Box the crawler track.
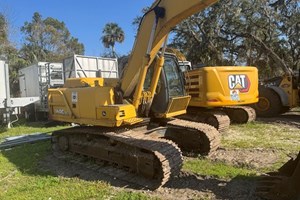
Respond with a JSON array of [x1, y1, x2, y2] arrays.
[[178, 109, 230, 133], [222, 106, 256, 124], [51, 118, 221, 188], [52, 126, 183, 189], [166, 119, 220, 156], [53, 152, 172, 189]]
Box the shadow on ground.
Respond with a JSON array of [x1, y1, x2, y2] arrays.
[[257, 111, 300, 129], [163, 173, 262, 200], [1, 140, 263, 200]]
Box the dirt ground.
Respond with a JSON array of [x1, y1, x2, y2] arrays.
[[41, 153, 260, 200], [209, 148, 279, 169], [257, 111, 300, 129], [40, 111, 300, 200]]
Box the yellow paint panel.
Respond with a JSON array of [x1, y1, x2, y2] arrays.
[[64, 78, 105, 88], [49, 84, 139, 127], [186, 66, 259, 107], [155, 96, 190, 118]]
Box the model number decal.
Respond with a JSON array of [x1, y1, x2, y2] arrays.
[[55, 109, 68, 115], [72, 92, 78, 103], [228, 75, 250, 93]]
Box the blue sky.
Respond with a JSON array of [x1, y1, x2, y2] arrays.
[[0, 0, 153, 56]]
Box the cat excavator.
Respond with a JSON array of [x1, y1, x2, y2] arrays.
[[47, 0, 220, 189], [166, 48, 258, 132], [183, 63, 258, 132]]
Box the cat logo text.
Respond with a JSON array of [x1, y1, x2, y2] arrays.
[[228, 75, 250, 93]]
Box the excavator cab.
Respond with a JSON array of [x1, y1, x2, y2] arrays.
[[144, 53, 190, 118]]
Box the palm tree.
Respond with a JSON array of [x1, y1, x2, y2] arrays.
[[101, 23, 125, 58]]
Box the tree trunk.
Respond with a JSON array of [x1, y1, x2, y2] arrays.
[[248, 33, 291, 75], [111, 45, 117, 58]]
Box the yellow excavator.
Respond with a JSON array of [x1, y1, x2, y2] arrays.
[[46, 0, 299, 196], [47, 0, 220, 188], [184, 66, 258, 132], [167, 48, 258, 132]]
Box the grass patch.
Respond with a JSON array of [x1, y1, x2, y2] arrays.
[[0, 122, 68, 141], [0, 142, 109, 200], [183, 158, 257, 179], [222, 121, 300, 152], [0, 140, 156, 200], [0, 119, 298, 199], [1, 176, 110, 200]]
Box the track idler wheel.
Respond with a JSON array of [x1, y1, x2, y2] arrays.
[[229, 109, 248, 123]]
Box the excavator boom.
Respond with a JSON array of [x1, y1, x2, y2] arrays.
[[121, 0, 218, 97]]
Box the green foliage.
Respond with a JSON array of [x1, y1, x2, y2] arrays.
[[132, 6, 150, 33], [171, 0, 299, 78], [101, 23, 125, 58], [222, 121, 300, 152], [183, 158, 256, 179], [0, 13, 15, 58], [20, 12, 84, 63], [0, 13, 24, 96], [0, 12, 85, 96], [0, 14, 8, 45]]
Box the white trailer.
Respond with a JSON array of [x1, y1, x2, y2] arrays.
[[63, 54, 118, 79], [0, 60, 7, 100], [17, 55, 118, 119], [19, 62, 64, 113], [0, 60, 39, 127]]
